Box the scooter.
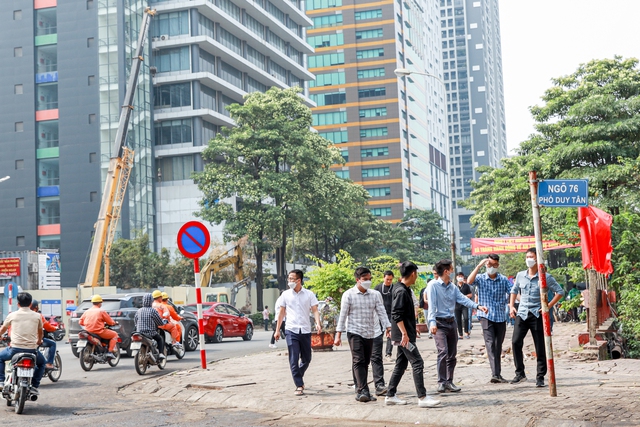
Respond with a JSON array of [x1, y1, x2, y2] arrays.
[[162, 328, 185, 359], [40, 332, 62, 382], [76, 325, 122, 371], [130, 332, 167, 375], [2, 352, 38, 414]]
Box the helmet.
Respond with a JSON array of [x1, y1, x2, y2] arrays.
[[152, 290, 163, 299], [91, 295, 103, 303], [161, 292, 169, 300]]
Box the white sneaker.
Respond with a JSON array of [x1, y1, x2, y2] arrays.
[[385, 395, 407, 406], [418, 396, 441, 408], [268, 344, 277, 348]]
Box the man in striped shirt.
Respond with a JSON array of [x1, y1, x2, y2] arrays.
[[467, 254, 513, 383], [334, 267, 391, 403]]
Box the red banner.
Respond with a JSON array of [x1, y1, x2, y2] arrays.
[[0, 258, 21, 277], [471, 237, 578, 256]]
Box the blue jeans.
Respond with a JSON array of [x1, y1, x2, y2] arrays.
[[0, 347, 46, 388], [285, 331, 312, 388], [41, 338, 56, 364]]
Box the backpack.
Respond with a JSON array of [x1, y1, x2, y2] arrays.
[[418, 287, 427, 309]]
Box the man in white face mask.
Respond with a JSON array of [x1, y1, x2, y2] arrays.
[[509, 248, 565, 388], [335, 267, 391, 403], [467, 253, 513, 383]]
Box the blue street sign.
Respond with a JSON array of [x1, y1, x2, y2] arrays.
[[538, 179, 589, 207], [3, 282, 18, 298], [177, 221, 210, 259]]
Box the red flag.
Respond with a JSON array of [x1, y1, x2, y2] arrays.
[[578, 206, 613, 274]]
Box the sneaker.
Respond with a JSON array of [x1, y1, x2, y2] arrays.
[[490, 376, 508, 384], [368, 394, 378, 402], [268, 344, 277, 349], [428, 333, 433, 339], [173, 342, 183, 349], [437, 383, 446, 393], [385, 395, 407, 406], [418, 395, 441, 408], [384, 355, 393, 362], [375, 386, 388, 396], [536, 378, 545, 388], [356, 393, 371, 403], [465, 334, 471, 339], [445, 382, 461, 392], [105, 352, 116, 359], [510, 375, 527, 384], [29, 386, 39, 396], [158, 353, 166, 360]]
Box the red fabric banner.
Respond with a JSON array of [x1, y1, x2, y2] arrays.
[[578, 205, 613, 274], [0, 258, 21, 277], [471, 237, 578, 256]]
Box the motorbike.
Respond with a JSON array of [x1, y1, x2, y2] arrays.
[[162, 328, 185, 360], [131, 332, 167, 375], [40, 332, 62, 382], [76, 325, 122, 371], [2, 351, 38, 414], [48, 316, 66, 342]]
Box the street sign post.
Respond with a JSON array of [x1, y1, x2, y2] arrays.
[[538, 179, 588, 207], [177, 221, 211, 369]]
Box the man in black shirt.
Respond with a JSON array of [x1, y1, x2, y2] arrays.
[[385, 262, 441, 408], [373, 270, 395, 361], [454, 272, 473, 339]]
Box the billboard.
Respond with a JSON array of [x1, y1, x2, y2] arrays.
[[0, 258, 20, 278], [38, 252, 61, 290]]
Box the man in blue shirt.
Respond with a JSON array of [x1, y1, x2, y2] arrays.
[[427, 259, 488, 393], [467, 253, 513, 383], [509, 248, 565, 388]]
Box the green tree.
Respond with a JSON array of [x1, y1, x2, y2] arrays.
[[107, 234, 171, 289], [400, 209, 451, 263]]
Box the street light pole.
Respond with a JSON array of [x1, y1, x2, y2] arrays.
[[394, 69, 457, 271]]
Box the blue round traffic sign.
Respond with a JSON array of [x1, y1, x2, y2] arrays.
[[177, 221, 211, 259]]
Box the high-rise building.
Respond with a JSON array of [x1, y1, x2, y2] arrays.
[[305, 0, 451, 230], [149, 0, 315, 253], [0, 0, 154, 288], [439, 0, 506, 256]]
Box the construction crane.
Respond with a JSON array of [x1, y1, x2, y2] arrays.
[[82, 8, 155, 287], [200, 245, 252, 312]]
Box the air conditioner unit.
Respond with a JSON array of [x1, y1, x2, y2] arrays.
[[28, 264, 38, 273], [160, 34, 169, 41]]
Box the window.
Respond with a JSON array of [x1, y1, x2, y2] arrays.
[[200, 85, 217, 111], [307, 33, 344, 48], [355, 28, 383, 40], [319, 130, 348, 144], [157, 155, 195, 181], [16, 236, 25, 247], [310, 92, 346, 106], [309, 71, 345, 87], [218, 0, 241, 21], [86, 0, 93, 9], [202, 120, 218, 143], [335, 170, 350, 179], [88, 75, 95, 85], [156, 47, 190, 73], [360, 127, 387, 138], [312, 111, 347, 126], [367, 187, 391, 197], [359, 107, 387, 118], [15, 122, 24, 132], [357, 68, 385, 79], [198, 13, 215, 38], [306, 0, 342, 10], [14, 47, 22, 57], [268, 30, 286, 54], [340, 149, 349, 162], [355, 9, 382, 20], [361, 167, 390, 178], [246, 76, 266, 93], [312, 14, 343, 28], [358, 87, 386, 98], [199, 50, 216, 74], [356, 48, 384, 59], [15, 160, 24, 169], [370, 207, 392, 217], [14, 84, 23, 94], [219, 61, 243, 89], [152, 10, 189, 37], [246, 45, 266, 70], [14, 10, 22, 20], [269, 60, 287, 83], [245, 14, 264, 39], [89, 114, 96, 124], [154, 83, 191, 108], [155, 119, 192, 146], [308, 53, 344, 68], [361, 147, 388, 157], [16, 198, 24, 208], [87, 38, 94, 48], [89, 152, 97, 163], [218, 27, 242, 55]]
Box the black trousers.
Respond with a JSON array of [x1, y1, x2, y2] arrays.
[[270, 321, 286, 345], [387, 344, 426, 399], [347, 333, 374, 395], [385, 336, 393, 356], [434, 318, 458, 384], [512, 312, 547, 380], [455, 305, 469, 336], [480, 318, 507, 377], [352, 333, 385, 391]]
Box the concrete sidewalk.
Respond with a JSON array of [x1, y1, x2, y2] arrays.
[[121, 322, 640, 427]]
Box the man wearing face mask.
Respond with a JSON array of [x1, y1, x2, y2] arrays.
[[509, 248, 565, 388], [274, 269, 321, 396], [335, 267, 391, 402], [374, 271, 395, 361], [467, 254, 513, 383], [453, 273, 472, 339], [427, 259, 488, 393]]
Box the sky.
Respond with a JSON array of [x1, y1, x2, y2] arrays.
[[498, 0, 640, 154]]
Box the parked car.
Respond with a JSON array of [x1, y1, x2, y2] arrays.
[[184, 303, 253, 343], [69, 293, 200, 358]]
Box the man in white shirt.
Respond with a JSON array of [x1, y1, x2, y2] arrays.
[[334, 267, 391, 403], [274, 269, 321, 396], [262, 306, 270, 331]]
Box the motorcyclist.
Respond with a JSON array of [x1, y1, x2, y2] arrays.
[[134, 293, 167, 360], [162, 292, 183, 340], [152, 290, 182, 349], [30, 300, 57, 370], [79, 295, 118, 359], [0, 292, 46, 395]]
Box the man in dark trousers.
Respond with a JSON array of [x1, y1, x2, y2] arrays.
[[427, 259, 488, 393], [385, 262, 440, 408], [510, 248, 564, 387], [454, 272, 473, 339], [373, 270, 395, 361], [467, 254, 513, 383]]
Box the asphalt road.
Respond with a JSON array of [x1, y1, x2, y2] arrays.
[[0, 329, 275, 425]]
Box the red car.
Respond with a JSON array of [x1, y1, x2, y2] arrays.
[[184, 303, 253, 343]]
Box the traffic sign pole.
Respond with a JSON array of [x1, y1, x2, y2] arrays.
[[177, 221, 211, 370], [529, 171, 557, 397], [8, 283, 12, 314]]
